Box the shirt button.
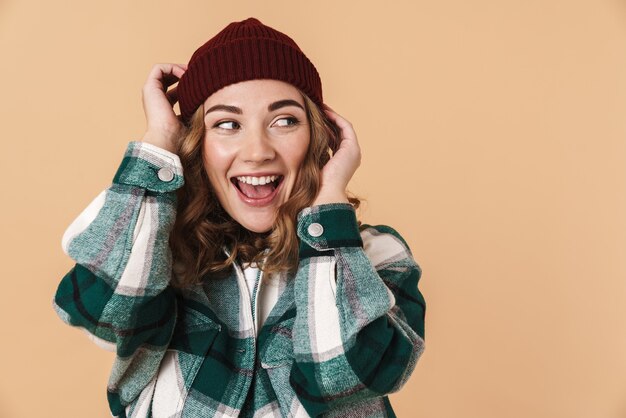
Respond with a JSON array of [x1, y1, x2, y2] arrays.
[[307, 223, 324, 237], [158, 167, 174, 182]]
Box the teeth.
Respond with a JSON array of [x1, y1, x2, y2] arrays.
[[236, 175, 279, 186]]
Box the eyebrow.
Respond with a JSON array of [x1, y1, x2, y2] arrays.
[[204, 99, 304, 116]]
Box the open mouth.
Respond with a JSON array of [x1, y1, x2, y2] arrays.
[[230, 175, 284, 200]]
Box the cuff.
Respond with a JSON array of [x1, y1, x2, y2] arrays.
[[112, 141, 184, 192], [297, 203, 363, 258]]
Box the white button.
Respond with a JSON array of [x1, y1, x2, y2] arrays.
[[307, 223, 324, 237], [158, 167, 174, 182]]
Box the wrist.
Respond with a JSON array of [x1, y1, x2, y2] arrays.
[[141, 131, 177, 154], [311, 191, 349, 206]]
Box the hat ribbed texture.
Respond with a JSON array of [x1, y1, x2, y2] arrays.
[[178, 17, 323, 123]]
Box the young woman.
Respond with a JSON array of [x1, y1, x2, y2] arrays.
[[53, 17, 426, 417]]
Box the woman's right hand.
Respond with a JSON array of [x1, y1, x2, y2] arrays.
[[141, 63, 187, 153]]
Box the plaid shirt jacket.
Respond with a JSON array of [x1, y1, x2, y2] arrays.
[[53, 142, 426, 417]]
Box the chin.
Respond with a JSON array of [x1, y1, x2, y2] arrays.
[[241, 223, 273, 234], [234, 215, 275, 233]]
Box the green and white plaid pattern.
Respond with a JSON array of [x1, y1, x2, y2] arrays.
[[53, 141, 426, 417]]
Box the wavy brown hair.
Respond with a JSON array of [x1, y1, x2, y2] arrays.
[[169, 91, 362, 288]]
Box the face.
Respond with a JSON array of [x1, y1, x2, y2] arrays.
[[202, 79, 310, 233]]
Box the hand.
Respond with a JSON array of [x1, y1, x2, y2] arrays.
[[140, 63, 187, 153], [311, 106, 362, 206]]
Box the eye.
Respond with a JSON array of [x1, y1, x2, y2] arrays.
[[214, 120, 240, 130], [274, 117, 300, 128]]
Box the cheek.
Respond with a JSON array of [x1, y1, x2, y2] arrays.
[[287, 134, 311, 168], [202, 141, 233, 177], [202, 143, 235, 196]]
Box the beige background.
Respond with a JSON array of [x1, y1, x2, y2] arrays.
[[1, 0, 625, 416]]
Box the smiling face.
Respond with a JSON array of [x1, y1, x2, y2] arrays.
[[202, 79, 311, 233]]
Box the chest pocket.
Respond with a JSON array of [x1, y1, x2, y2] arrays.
[[152, 302, 222, 416], [170, 303, 222, 356]]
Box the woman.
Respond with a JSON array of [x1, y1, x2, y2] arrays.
[[53, 17, 426, 417]]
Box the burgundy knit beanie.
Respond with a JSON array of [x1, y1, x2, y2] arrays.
[[177, 17, 324, 123]]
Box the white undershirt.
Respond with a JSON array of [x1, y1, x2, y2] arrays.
[[242, 262, 260, 301], [241, 262, 278, 332]]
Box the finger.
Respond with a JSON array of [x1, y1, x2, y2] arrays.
[[324, 109, 357, 142], [323, 107, 347, 125], [323, 107, 348, 128], [159, 66, 186, 89], [167, 64, 187, 79], [151, 62, 187, 76], [148, 63, 186, 91]]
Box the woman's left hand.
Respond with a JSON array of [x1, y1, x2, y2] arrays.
[[312, 106, 362, 206]]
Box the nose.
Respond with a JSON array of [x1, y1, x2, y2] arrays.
[[240, 129, 276, 164]]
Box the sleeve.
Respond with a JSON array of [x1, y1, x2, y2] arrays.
[[52, 141, 184, 416], [290, 203, 426, 415]]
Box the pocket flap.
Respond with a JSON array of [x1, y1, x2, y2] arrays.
[[170, 304, 221, 355], [260, 318, 295, 368]]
